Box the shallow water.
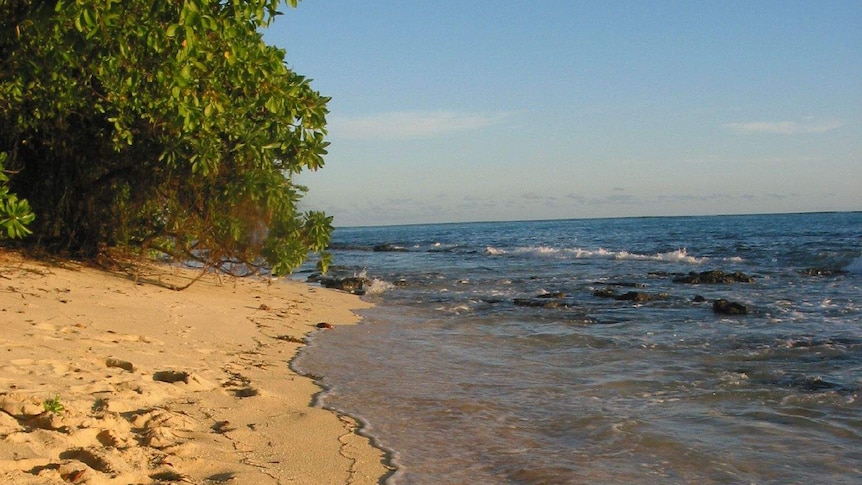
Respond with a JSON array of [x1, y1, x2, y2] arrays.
[[294, 213, 862, 484]]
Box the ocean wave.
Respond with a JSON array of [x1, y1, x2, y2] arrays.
[[486, 246, 710, 264], [515, 246, 561, 256], [364, 278, 394, 296], [428, 242, 462, 252], [614, 248, 706, 264], [566, 247, 616, 258]]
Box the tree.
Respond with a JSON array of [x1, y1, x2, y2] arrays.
[[0, 0, 333, 276], [0, 152, 35, 239]]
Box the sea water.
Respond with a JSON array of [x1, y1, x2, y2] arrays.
[[292, 212, 862, 484]]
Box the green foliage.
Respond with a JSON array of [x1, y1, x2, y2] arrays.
[[0, 0, 332, 275], [0, 152, 35, 239], [43, 395, 65, 415]]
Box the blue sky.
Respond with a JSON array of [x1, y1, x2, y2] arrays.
[[265, 0, 861, 227]]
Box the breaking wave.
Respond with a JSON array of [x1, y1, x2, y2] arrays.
[[365, 278, 394, 296], [485, 246, 711, 264]]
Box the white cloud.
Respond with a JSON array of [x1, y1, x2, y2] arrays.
[[567, 193, 641, 206], [522, 192, 558, 202], [724, 119, 842, 135], [329, 110, 511, 140]]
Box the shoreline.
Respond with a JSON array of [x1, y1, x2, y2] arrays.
[[0, 250, 391, 484], [289, 346, 400, 485]]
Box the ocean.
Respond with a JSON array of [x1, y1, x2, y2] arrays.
[[292, 212, 862, 484]]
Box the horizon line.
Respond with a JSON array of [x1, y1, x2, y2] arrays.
[[332, 209, 861, 230]]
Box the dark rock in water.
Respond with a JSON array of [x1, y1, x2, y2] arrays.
[[321, 276, 368, 294], [592, 287, 617, 299], [800, 268, 847, 277], [693, 295, 707, 303], [786, 336, 862, 349], [316, 322, 333, 329], [594, 281, 647, 288], [593, 288, 665, 303], [306, 273, 322, 283], [373, 243, 407, 252], [789, 376, 838, 392], [673, 270, 754, 284], [616, 291, 658, 303], [713, 299, 748, 315], [514, 291, 571, 308], [648, 271, 672, 278]]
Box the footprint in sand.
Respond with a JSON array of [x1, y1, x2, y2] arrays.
[[58, 447, 120, 474], [96, 429, 132, 449], [95, 332, 162, 345], [152, 370, 216, 391], [152, 370, 190, 384], [219, 369, 260, 399], [5, 358, 73, 379], [0, 392, 44, 419], [130, 408, 197, 449], [232, 387, 259, 398], [0, 409, 23, 435]]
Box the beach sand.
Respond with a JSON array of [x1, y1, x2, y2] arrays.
[[0, 250, 389, 484]]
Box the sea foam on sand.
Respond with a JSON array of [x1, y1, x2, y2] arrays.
[[0, 250, 389, 484]]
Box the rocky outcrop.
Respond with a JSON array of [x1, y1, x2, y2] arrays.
[[673, 270, 754, 284], [320, 276, 368, 294], [592, 287, 617, 299], [712, 299, 748, 315], [800, 268, 846, 277], [592, 288, 667, 303], [373, 243, 408, 252], [617, 291, 667, 303], [592, 281, 646, 288], [514, 292, 572, 308]]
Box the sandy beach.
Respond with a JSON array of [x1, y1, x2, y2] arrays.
[[0, 250, 389, 484]]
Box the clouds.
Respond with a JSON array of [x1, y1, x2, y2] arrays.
[[567, 193, 639, 206], [724, 119, 843, 135], [315, 188, 815, 227], [328, 110, 512, 140]]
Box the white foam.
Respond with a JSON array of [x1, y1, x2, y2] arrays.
[[365, 278, 394, 296], [564, 247, 615, 258], [655, 248, 707, 264], [517, 246, 560, 256], [612, 248, 706, 264], [487, 245, 710, 264]]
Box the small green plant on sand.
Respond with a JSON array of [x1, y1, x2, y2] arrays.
[[43, 395, 65, 415]]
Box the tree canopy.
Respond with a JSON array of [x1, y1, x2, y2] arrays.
[[0, 0, 333, 276]]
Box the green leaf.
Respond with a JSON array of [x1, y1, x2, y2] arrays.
[[81, 8, 95, 29], [0, 0, 332, 274]]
